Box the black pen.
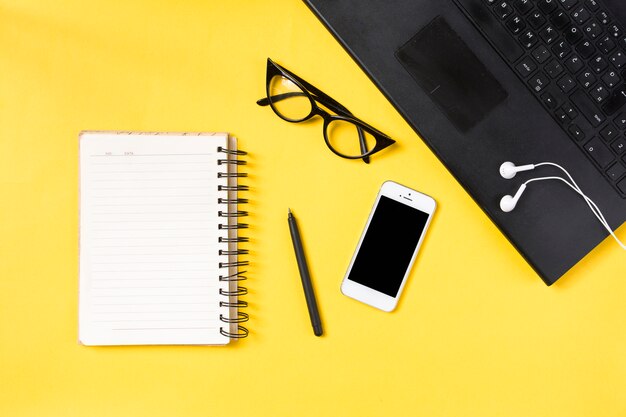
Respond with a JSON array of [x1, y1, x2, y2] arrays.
[[287, 209, 323, 337]]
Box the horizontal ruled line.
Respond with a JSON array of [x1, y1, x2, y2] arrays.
[[93, 302, 210, 306], [96, 319, 211, 323], [92, 161, 212, 166], [93, 244, 213, 248], [93, 278, 211, 281], [93, 237, 216, 241], [92, 170, 213, 174], [92, 252, 214, 256], [92, 203, 213, 207], [90, 153, 215, 157], [92, 220, 214, 223], [92, 186, 215, 190], [93, 310, 216, 314], [92, 294, 211, 298], [93, 228, 214, 232], [93, 261, 215, 264], [112, 327, 216, 330], [92, 211, 213, 215], [91, 177, 213, 182], [92, 286, 213, 290], [92, 269, 213, 272], [93, 193, 215, 198]]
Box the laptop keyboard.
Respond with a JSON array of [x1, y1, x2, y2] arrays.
[[455, 0, 626, 197]]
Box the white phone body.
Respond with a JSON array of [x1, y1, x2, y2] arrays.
[[341, 181, 436, 312]]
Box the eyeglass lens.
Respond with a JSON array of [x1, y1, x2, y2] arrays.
[[269, 74, 375, 158], [268, 75, 312, 122], [325, 119, 376, 158]]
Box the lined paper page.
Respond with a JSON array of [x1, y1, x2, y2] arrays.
[[79, 132, 230, 345]]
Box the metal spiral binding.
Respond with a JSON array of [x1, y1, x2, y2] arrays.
[[217, 145, 249, 340]]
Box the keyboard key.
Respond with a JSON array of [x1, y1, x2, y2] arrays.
[[564, 55, 584, 73], [565, 25, 584, 44], [612, 137, 626, 154], [495, 1, 514, 19], [529, 72, 550, 92], [532, 45, 551, 63], [555, 108, 569, 122], [551, 11, 570, 29], [575, 40, 596, 58], [590, 83, 609, 103], [515, 56, 537, 76], [602, 70, 620, 88], [597, 35, 616, 53], [572, 7, 591, 25], [583, 20, 603, 39], [597, 10, 611, 26], [571, 89, 605, 126], [585, 0, 599, 10], [610, 51, 626, 68], [591, 55, 608, 73], [608, 24, 622, 38], [513, 0, 533, 15], [600, 124, 618, 142], [557, 74, 576, 92], [528, 11, 547, 29], [506, 15, 526, 34], [538, 0, 557, 14], [558, 0, 578, 10], [577, 71, 596, 88], [568, 123, 586, 141], [615, 112, 626, 129], [601, 85, 626, 115], [540, 25, 558, 43], [606, 162, 626, 180], [617, 177, 626, 193], [552, 40, 571, 59], [562, 102, 578, 118], [584, 137, 614, 167], [520, 30, 538, 49], [542, 92, 559, 109], [545, 59, 564, 78]]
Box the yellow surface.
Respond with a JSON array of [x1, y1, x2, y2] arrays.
[[1, 1, 625, 416]]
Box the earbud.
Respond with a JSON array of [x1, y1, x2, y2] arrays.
[[499, 161, 535, 179], [495, 161, 625, 249], [500, 184, 526, 212]]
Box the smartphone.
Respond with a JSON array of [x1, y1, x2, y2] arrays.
[[341, 181, 436, 312]]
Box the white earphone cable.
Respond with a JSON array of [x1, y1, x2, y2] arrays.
[[523, 175, 626, 250], [534, 162, 605, 225], [534, 162, 623, 249]]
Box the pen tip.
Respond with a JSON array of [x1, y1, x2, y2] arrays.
[[288, 208, 292, 214]]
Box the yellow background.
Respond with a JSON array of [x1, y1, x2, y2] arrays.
[[1, 1, 625, 416]]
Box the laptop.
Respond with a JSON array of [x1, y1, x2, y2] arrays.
[[303, 0, 626, 285]]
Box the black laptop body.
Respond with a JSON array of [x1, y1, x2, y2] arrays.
[[303, 0, 626, 285]]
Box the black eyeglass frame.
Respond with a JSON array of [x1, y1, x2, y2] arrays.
[[257, 58, 396, 161]]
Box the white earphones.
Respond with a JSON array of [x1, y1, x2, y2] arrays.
[[499, 162, 534, 211], [499, 161, 535, 179], [499, 183, 526, 212], [499, 161, 625, 250]]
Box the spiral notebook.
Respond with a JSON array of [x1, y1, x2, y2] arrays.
[[78, 131, 249, 345]]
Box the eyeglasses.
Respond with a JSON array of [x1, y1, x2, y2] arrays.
[[256, 58, 396, 163]]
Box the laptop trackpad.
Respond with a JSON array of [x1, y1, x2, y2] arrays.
[[396, 16, 507, 133]]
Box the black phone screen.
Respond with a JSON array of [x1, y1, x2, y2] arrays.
[[347, 196, 430, 297]]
